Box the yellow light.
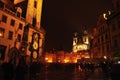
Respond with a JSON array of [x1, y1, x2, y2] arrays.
[[33, 51, 37, 59], [48, 59, 52, 63], [104, 56, 107, 59], [0, 32, 2, 37], [14, 0, 24, 4], [108, 11, 111, 15], [64, 59, 69, 63], [103, 13, 107, 20], [33, 42, 38, 50], [74, 59, 77, 63], [45, 57, 48, 61], [78, 44, 87, 51]]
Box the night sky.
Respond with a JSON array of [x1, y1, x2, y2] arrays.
[[41, 0, 113, 52]]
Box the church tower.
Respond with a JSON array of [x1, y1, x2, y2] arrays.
[[26, 0, 43, 29], [13, 0, 45, 62]]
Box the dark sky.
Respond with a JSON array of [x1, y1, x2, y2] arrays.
[[41, 0, 113, 52]]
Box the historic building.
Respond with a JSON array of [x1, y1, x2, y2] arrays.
[[72, 27, 90, 59], [107, 0, 120, 59], [92, 0, 120, 59], [0, 0, 45, 63], [91, 11, 111, 59]]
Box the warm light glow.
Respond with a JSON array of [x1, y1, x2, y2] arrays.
[[64, 59, 69, 63], [73, 44, 88, 53], [33, 51, 37, 59], [45, 57, 48, 61], [84, 38, 89, 44], [84, 56, 90, 58], [78, 44, 88, 50], [73, 41, 76, 45], [0, 32, 3, 37], [47, 59, 52, 63], [103, 13, 107, 20], [45, 57, 52, 63], [118, 61, 120, 64], [14, 0, 24, 4], [33, 42, 38, 50], [108, 10, 111, 15], [74, 59, 77, 63], [104, 56, 107, 59]]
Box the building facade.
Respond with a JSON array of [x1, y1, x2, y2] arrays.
[[0, 0, 45, 63], [92, 12, 111, 59], [92, 0, 120, 59], [107, 0, 120, 59]]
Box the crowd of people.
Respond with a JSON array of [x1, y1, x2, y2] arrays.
[[1, 57, 120, 80], [1, 56, 28, 80]]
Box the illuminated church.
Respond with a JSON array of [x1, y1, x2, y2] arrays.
[[72, 27, 90, 58]]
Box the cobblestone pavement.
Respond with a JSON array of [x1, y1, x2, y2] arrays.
[[0, 65, 112, 80]]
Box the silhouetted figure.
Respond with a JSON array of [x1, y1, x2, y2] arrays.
[[30, 62, 38, 80], [15, 57, 27, 80], [2, 60, 14, 80]]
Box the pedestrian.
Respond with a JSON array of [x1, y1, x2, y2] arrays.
[[2, 59, 14, 80], [15, 57, 28, 80]]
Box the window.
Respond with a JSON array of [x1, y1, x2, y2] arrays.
[[17, 12, 20, 17], [8, 31, 13, 40], [19, 23, 23, 30], [17, 34, 21, 42], [32, 17, 36, 27], [0, 1, 4, 9], [2, 15, 7, 23], [34, 1, 37, 8], [10, 19, 15, 26], [0, 28, 4, 38], [0, 45, 6, 60]]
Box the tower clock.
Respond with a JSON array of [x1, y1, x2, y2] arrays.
[[31, 32, 40, 61]]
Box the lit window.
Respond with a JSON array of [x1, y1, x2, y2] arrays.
[[10, 19, 15, 26], [2, 15, 7, 23], [0, 28, 4, 38], [8, 31, 13, 40]]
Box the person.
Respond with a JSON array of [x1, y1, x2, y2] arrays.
[[15, 57, 28, 80], [2, 59, 14, 80]]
